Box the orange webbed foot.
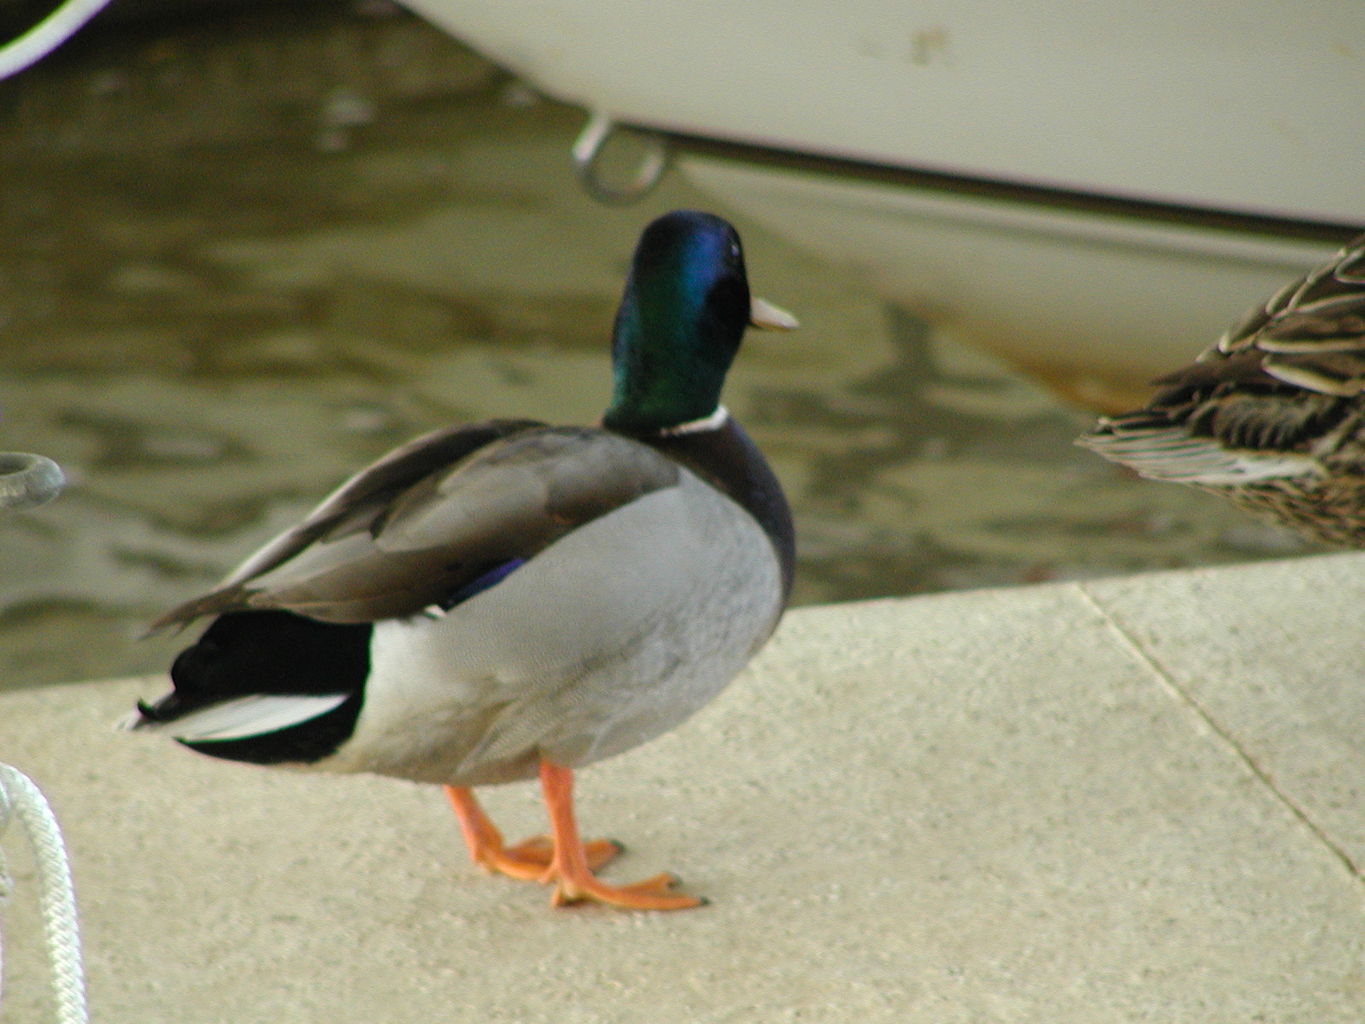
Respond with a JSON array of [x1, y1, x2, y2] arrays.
[[442, 767, 705, 912], [535, 761, 704, 911], [503, 834, 625, 873], [547, 869, 703, 911], [443, 786, 624, 882]]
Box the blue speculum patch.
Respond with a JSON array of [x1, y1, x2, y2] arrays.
[[439, 558, 527, 610]]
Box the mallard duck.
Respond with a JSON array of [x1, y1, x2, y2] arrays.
[[1078, 234, 1365, 547], [125, 210, 798, 911]]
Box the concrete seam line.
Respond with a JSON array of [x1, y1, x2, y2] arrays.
[[1073, 583, 1364, 885]]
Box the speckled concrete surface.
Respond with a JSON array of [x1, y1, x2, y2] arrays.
[[2, 553, 1361, 1022]]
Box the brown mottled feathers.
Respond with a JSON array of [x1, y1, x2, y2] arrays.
[[1079, 234, 1365, 547]]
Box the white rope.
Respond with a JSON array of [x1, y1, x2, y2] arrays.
[[0, 0, 113, 82], [0, 764, 89, 1024]]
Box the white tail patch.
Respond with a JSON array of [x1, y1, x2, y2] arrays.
[[146, 694, 350, 742]]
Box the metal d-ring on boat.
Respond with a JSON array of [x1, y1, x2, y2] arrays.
[[571, 112, 671, 205], [0, 452, 65, 511]]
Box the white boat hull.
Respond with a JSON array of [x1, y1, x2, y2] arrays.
[[677, 159, 1338, 408], [399, 0, 1365, 407]]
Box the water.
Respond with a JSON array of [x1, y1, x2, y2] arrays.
[[0, 4, 1314, 691]]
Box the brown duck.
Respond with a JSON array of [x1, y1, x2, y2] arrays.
[[1079, 234, 1365, 547]]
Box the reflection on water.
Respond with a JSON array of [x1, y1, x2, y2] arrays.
[[0, 5, 1313, 690]]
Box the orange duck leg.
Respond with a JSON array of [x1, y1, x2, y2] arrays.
[[443, 760, 703, 911]]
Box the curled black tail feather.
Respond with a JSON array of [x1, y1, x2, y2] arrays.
[[134, 610, 372, 765]]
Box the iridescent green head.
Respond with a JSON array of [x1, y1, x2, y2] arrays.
[[602, 211, 756, 435]]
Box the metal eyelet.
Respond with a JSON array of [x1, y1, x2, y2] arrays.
[[572, 111, 672, 205]]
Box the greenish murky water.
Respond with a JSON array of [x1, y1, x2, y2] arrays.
[[0, 4, 1314, 691]]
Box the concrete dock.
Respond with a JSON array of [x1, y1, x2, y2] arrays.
[[1, 553, 1362, 1022]]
